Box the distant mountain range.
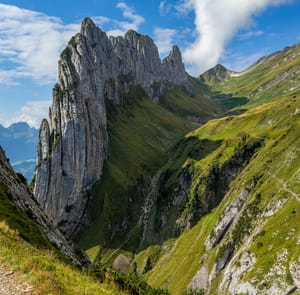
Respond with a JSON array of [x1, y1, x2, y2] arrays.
[[0, 122, 38, 181]]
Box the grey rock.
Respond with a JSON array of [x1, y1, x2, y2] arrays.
[[220, 251, 257, 295], [215, 242, 234, 275], [205, 190, 249, 250], [188, 265, 208, 291], [34, 17, 189, 237], [113, 254, 131, 273]]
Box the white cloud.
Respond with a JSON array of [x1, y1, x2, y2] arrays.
[[16, 101, 51, 128], [154, 28, 177, 55], [238, 30, 264, 40], [159, 1, 172, 16], [93, 2, 145, 37], [0, 100, 51, 128], [180, 0, 292, 75], [0, 4, 79, 85], [0, 2, 145, 86], [117, 2, 145, 31]]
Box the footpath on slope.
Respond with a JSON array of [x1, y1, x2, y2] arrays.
[[0, 263, 35, 295]]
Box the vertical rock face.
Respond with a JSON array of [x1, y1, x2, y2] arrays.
[[34, 18, 189, 237]]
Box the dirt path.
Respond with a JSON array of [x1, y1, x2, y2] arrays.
[[267, 169, 300, 202], [0, 263, 35, 295]]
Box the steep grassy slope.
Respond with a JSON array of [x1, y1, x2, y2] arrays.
[[75, 43, 300, 294], [201, 43, 300, 110], [76, 81, 224, 256], [144, 83, 300, 294], [0, 181, 127, 294], [0, 146, 169, 295]]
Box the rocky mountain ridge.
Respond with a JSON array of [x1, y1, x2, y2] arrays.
[[0, 145, 89, 266], [32, 16, 300, 294], [34, 18, 191, 238]]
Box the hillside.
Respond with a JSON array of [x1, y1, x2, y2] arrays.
[[0, 145, 170, 294], [33, 18, 224, 242], [76, 79, 224, 252], [0, 145, 115, 294], [29, 17, 300, 294], [145, 91, 299, 295], [138, 46, 300, 294], [200, 43, 300, 111]]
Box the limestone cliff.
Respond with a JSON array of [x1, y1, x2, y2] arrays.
[[34, 18, 189, 237]]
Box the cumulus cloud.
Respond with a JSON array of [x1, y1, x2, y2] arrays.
[[0, 100, 51, 128], [117, 2, 145, 31], [154, 28, 177, 55], [179, 0, 292, 75], [0, 4, 79, 85], [0, 2, 145, 86]]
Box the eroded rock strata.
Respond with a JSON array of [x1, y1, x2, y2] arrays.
[[34, 18, 189, 237]]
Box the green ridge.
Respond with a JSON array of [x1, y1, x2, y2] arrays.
[[76, 82, 224, 253], [144, 62, 300, 293]]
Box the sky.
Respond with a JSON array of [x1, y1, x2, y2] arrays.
[[0, 0, 300, 128]]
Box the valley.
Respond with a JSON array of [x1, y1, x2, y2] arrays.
[[0, 17, 299, 295]]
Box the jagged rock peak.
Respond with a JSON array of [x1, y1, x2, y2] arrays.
[[34, 17, 189, 238]]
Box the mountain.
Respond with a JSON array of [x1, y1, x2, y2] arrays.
[[1, 144, 167, 294], [200, 43, 300, 111], [143, 45, 300, 294], [0, 145, 88, 266], [32, 17, 299, 295], [0, 122, 38, 181], [34, 18, 223, 238]]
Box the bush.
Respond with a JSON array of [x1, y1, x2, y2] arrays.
[[89, 265, 170, 295], [182, 289, 205, 295]]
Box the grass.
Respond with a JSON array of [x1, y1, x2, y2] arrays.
[[0, 183, 53, 250], [201, 43, 300, 111], [74, 44, 299, 294], [244, 198, 300, 286], [75, 51, 299, 292], [0, 183, 126, 295], [145, 90, 300, 294], [76, 83, 223, 253], [0, 229, 127, 295]]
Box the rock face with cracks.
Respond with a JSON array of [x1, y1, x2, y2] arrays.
[[34, 18, 189, 238]]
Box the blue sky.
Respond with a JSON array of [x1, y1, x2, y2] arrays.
[[0, 0, 300, 127]]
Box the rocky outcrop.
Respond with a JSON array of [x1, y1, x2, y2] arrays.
[[0, 146, 89, 266], [34, 17, 189, 237], [205, 189, 250, 250]]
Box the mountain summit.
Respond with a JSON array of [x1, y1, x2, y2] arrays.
[[33, 18, 207, 237], [28, 17, 300, 295]]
